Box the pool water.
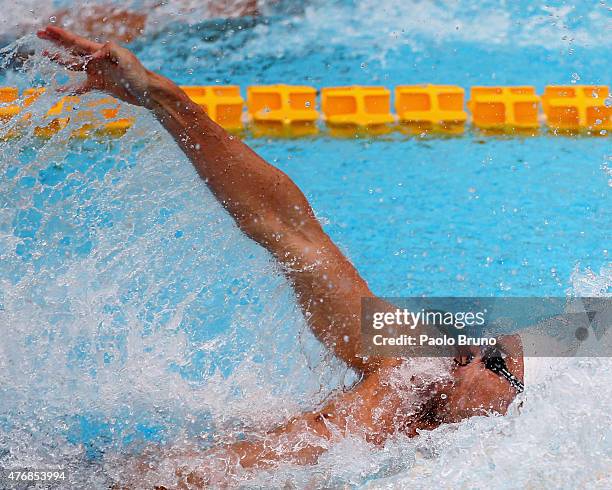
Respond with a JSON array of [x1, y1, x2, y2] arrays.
[[1, 1, 611, 488]]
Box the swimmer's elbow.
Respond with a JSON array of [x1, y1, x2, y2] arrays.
[[237, 208, 326, 259]]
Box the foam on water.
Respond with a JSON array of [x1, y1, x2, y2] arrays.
[[0, 0, 272, 40], [1, 38, 352, 486], [3, 0, 609, 50]]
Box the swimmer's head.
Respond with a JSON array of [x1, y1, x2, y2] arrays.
[[427, 335, 524, 425]]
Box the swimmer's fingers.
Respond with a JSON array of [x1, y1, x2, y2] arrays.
[[42, 49, 89, 71], [90, 43, 121, 65], [37, 25, 103, 55]]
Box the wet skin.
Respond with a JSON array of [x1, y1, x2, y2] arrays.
[[38, 25, 524, 486]]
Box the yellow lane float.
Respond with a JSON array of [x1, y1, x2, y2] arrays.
[[395, 84, 467, 134], [70, 97, 135, 138], [22, 87, 46, 108], [1, 87, 134, 139], [468, 86, 540, 134], [542, 85, 610, 133], [0, 87, 22, 138], [1, 87, 48, 139], [0, 87, 20, 121], [321, 86, 395, 135], [2, 84, 610, 139], [34, 95, 80, 138], [181, 85, 244, 130], [247, 84, 318, 136]]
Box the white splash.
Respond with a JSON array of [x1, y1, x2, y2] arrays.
[[0, 37, 349, 486], [1, 0, 609, 52]]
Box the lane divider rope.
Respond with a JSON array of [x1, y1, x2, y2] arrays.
[[0, 84, 610, 139]]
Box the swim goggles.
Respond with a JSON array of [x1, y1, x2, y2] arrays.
[[424, 309, 525, 393], [454, 345, 524, 393], [480, 345, 524, 393]]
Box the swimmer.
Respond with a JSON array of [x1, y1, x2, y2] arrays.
[[50, 0, 261, 43], [37, 25, 524, 485], [1, 1, 262, 47]]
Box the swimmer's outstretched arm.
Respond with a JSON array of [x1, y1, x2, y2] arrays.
[[38, 26, 380, 372]]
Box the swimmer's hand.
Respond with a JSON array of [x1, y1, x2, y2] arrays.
[[37, 26, 153, 106]]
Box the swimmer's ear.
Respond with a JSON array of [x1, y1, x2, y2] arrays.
[[453, 345, 477, 366], [454, 355, 472, 366]]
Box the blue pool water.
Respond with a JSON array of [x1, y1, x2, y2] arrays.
[[1, 1, 611, 488], [256, 135, 610, 296]]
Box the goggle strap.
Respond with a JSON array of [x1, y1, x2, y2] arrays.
[[497, 366, 525, 393]]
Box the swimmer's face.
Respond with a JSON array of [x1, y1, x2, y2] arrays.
[[437, 335, 524, 423]]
